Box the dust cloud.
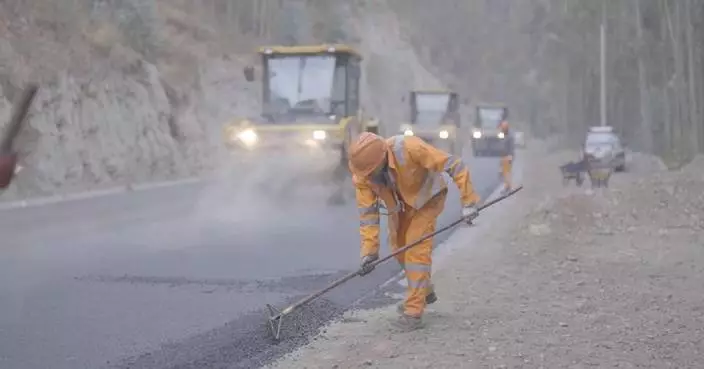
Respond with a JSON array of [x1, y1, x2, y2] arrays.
[[190, 149, 346, 230]]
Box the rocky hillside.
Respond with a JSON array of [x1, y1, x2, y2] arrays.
[[6, 0, 699, 200], [0, 0, 441, 200]]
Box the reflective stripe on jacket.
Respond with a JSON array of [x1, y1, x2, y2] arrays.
[[353, 135, 481, 257]]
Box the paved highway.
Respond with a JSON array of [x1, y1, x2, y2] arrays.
[[0, 154, 500, 369]]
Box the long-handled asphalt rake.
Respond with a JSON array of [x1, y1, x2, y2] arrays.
[[266, 185, 523, 340]]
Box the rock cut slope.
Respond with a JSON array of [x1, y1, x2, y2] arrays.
[[0, 0, 443, 201]]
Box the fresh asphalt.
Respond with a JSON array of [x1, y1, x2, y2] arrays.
[[0, 154, 501, 369]]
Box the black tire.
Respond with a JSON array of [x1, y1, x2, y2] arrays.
[[614, 154, 626, 172]]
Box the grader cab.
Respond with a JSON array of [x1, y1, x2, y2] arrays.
[[471, 103, 511, 157], [398, 90, 463, 156]]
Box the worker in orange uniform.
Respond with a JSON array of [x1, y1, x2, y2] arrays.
[[498, 120, 514, 194], [0, 153, 17, 190], [348, 132, 481, 331]]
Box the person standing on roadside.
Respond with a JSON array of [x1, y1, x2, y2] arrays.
[[498, 120, 514, 194]]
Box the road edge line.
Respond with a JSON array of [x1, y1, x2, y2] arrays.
[[0, 177, 202, 210]]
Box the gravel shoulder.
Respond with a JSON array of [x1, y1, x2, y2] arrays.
[[264, 147, 704, 369]]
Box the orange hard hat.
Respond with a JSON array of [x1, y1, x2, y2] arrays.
[[348, 132, 388, 177]]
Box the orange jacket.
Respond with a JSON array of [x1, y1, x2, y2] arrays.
[[354, 135, 481, 257]]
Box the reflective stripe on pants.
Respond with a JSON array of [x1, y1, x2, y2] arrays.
[[392, 189, 447, 317]]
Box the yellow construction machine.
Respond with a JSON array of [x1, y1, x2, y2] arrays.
[[470, 103, 511, 157], [398, 90, 463, 156], [224, 44, 377, 204]]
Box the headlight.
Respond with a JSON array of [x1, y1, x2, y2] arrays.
[[472, 131, 482, 139], [497, 132, 505, 139], [403, 129, 414, 136], [236, 129, 258, 146], [313, 130, 327, 140], [438, 130, 449, 139]]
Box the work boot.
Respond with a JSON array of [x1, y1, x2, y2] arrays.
[[396, 291, 438, 314], [425, 290, 438, 304], [501, 186, 512, 196], [390, 314, 424, 332]]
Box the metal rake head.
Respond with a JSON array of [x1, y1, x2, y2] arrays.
[[266, 304, 284, 341]]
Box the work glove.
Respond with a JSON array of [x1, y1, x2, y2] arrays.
[[358, 254, 379, 276], [462, 204, 479, 225]]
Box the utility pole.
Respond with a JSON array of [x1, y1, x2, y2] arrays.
[[600, 0, 607, 127]]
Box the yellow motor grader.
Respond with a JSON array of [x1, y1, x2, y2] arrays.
[[397, 90, 463, 156], [224, 44, 377, 204], [470, 103, 511, 157]]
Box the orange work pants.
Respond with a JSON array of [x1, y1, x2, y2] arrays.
[[392, 189, 446, 317], [500, 156, 513, 190]]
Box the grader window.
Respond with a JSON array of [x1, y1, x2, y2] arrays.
[[346, 59, 360, 114], [265, 55, 337, 115], [414, 94, 450, 126], [478, 108, 505, 128], [330, 61, 347, 116]]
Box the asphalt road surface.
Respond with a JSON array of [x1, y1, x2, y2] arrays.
[[0, 154, 501, 369]]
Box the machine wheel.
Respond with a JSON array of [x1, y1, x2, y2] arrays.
[[613, 153, 626, 172]]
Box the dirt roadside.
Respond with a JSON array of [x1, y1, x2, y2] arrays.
[[265, 147, 704, 369]]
